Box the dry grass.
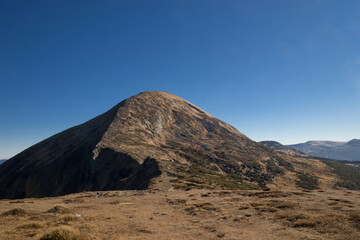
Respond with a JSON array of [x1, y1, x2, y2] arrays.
[[17, 222, 44, 229], [9, 200, 25, 204], [276, 211, 308, 222], [61, 215, 82, 223], [247, 190, 289, 198], [39, 226, 89, 240], [0, 189, 359, 240], [276, 210, 353, 234], [1, 208, 27, 217], [238, 204, 250, 210], [328, 198, 353, 204], [28, 214, 56, 222], [47, 205, 73, 214], [63, 199, 85, 204], [349, 213, 360, 229], [185, 202, 220, 216]]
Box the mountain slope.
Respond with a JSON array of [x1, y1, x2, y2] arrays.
[[260, 141, 308, 158], [0, 160, 6, 165], [0, 97, 162, 199], [0, 91, 347, 199], [288, 139, 360, 161]]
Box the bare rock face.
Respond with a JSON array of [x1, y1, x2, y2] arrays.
[[0, 91, 348, 199]]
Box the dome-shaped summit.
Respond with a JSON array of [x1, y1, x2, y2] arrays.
[[0, 91, 342, 199]]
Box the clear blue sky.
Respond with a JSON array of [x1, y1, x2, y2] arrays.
[[1, 0, 360, 159]]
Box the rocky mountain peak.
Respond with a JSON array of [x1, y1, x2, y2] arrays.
[[0, 91, 354, 199], [93, 91, 244, 164]]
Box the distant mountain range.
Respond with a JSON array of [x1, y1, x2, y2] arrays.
[[0, 160, 6, 165], [261, 139, 360, 161], [259, 141, 308, 158], [287, 139, 360, 161]]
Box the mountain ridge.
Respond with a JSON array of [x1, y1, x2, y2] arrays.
[[259, 141, 308, 158], [287, 139, 360, 161], [0, 91, 356, 199]]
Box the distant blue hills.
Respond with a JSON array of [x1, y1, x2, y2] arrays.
[[261, 139, 360, 161], [0, 160, 6, 165], [287, 139, 360, 161]]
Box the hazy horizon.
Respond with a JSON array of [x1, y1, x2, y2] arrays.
[[1, 1, 360, 159]]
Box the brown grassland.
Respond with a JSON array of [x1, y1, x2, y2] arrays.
[[0, 189, 360, 240]]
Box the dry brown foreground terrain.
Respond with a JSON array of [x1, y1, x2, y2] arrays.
[[1, 189, 360, 240]]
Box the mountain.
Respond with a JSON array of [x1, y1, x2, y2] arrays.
[[287, 139, 360, 161], [260, 141, 308, 158], [0, 91, 358, 199], [0, 160, 6, 165]]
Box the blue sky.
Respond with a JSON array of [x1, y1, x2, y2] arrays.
[[1, 0, 360, 159]]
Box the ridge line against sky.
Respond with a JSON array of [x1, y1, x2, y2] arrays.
[[1, 0, 360, 159]]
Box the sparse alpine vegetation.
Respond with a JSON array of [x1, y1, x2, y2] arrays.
[[321, 159, 360, 190], [295, 172, 319, 190], [40, 226, 90, 240], [0, 189, 359, 239]]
